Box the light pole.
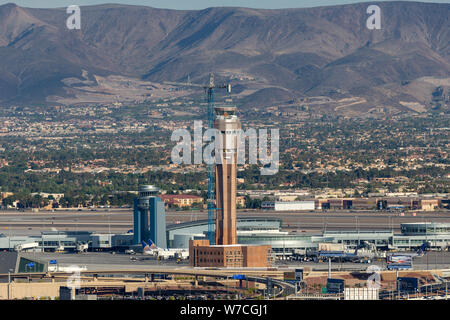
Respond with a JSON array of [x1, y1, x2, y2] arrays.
[[391, 216, 395, 234], [8, 225, 11, 251], [226, 276, 229, 298], [442, 244, 447, 270], [446, 281, 448, 300], [355, 216, 360, 247], [8, 268, 13, 300], [328, 257, 331, 279], [435, 249, 437, 270]]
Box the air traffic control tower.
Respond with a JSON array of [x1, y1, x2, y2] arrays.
[[214, 106, 240, 245], [133, 185, 167, 248], [189, 106, 272, 268]]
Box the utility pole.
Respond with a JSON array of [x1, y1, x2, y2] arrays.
[[355, 216, 360, 247], [328, 258, 331, 279], [8, 269, 11, 300], [396, 269, 399, 300], [446, 281, 448, 300]]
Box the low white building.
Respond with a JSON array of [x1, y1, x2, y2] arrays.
[[344, 288, 379, 300], [262, 201, 315, 211]]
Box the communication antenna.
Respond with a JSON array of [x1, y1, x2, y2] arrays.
[[164, 73, 231, 244]]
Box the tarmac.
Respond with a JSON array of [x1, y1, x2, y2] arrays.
[[18, 251, 450, 272], [3, 208, 450, 273]]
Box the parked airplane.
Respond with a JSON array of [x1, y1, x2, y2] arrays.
[[387, 243, 429, 263], [387, 255, 413, 264], [141, 239, 189, 260], [141, 239, 158, 255], [317, 242, 385, 263]]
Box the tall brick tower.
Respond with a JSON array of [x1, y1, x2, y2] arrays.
[[189, 105, 271, 269], [214, 106, 241, 245]]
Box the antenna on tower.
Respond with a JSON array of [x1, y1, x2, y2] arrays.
[[163, 73, 231, 245]]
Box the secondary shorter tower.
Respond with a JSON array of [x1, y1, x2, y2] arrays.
[[133, 185, 166, 248]]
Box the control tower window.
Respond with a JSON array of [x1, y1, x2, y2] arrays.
[[216, 109, 236, 116]]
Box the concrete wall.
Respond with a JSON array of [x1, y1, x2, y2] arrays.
[[0, 282, 60, 300], [1, 281, 132, 300]]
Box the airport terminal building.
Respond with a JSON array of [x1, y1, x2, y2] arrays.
[[1, 221, 450, 257]]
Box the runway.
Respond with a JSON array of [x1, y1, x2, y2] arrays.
[[1, 208, 450, 235]]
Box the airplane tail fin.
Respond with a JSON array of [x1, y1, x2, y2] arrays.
[[141, 241, 149, 250], [418, 242, 428, 255], [148, 239, 158, 249]]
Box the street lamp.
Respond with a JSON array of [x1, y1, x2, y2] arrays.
[[7, 225, 11, 251], [328, 257, 331, 279], [355, 216, 360, 247], [8, 268, 13, 300]]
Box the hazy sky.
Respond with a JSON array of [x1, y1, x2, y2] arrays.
[[0, 0, 448, 10]]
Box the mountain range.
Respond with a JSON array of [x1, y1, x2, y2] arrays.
[[0, 1, 449, 116]]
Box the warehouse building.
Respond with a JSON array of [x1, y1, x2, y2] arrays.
[[315, 197, 446, 211]]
